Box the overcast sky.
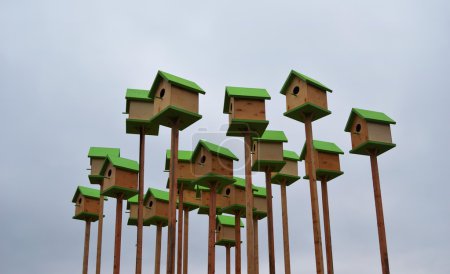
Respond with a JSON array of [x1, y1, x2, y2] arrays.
[[1, 0, 449, 273]]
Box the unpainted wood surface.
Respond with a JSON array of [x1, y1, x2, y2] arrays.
[[83, 221, 91, 274], [350, 115, 368, 149], [171, 85, 199, 114], [129, 101, 154, 120], [230, 98, 266, 121], [368, 123, 392, 143], [280, 180, 291, 274]]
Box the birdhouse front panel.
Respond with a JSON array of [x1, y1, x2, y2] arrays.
[[193, 147, 213, 178], [304, 150, 342, 177], [74, 194, 100, 221], [229, 97, 266, 121], [153, 79, 171, 114], [90, 158, 105, 176], [129, 203, 138, 220], [144, 196, 169, 223], [253, 142, 284, 162], [216, 224, 235, 244], [178, 161, 196, 181], [350, 115, 369, 149], [285, 76, 308, 112], [128, 100, 154, 120], [102, 163, 138, 197]]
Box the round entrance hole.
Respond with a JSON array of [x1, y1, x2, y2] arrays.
[[225, 188, 231, 196], [108, 169, 112, 177], [78, 198, 82, 204], [355, 124, 362, 133], [200, 155, 206, 164], [148, 201, 153, 208], [293, 86, 300, 95], [159, 88, 165, 99]]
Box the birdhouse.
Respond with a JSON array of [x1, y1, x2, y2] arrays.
[[148, 70, 205, 130], [221, 177, 257, 216], [197, 185, 228, 215], [124, 89, 159, 135], [280, 70, 332, 123], [87, 147, 120, 185], [165, 149, 196, 188], [271, 150, 301, 186], [72, 186, 105, 222], [252, 130, 287, 172], [215, 215, 244, 247], [100, 155, 139, 199], [253, 186, 268, 220], [300, 140, 344, 181], [223, 86, 271, 137], [143, 188, 170, 226], [126, 194, 151, 226], [344, 108, 396, 156]]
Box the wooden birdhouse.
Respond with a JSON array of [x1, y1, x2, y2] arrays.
[[197, 185, 229, 215], [148, 70, 205, 130], [344, 108, 396, 156], [253, 186, 268, 220], [100, 155, 139, 199], [252, 130, 287, 172], [73, 186, 105, 222], [223, 86, 271, 137], [165, 149, 195, 187], [215, 215, 244, 247], [87, 147, 120, 185], [271, 150, 301, 186], [280, 70, 333, 123], [143, 188, 170, 226], [126, 194, 151, 226], [300, 140, 344, 181], [221, 177, 257, 216], [124, 89, 159, 135]]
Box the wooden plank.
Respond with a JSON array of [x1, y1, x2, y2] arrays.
[[113, 195, 124, 274], [183, 208, 189, 274], [95, 185, 105, 274], [321, 179, 334, 274], [235, 211, 241, 274], [207, 183, 217, 274], [265, 168, 276, 274], [226, 245, 231, 274], [280, 179, 291, 274], [135, 129, 145, 274], [155, 224, 162, 274], [83, 221, 91, 274], [244, 133, 255, 274], [253, 217, 259, 274], [177, 184, 184, 274]]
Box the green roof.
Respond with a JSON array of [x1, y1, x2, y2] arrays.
[[217, 215, 244, 227], [232, 177, 258, 190], [145, 188, 169, 202], [128, 194, 138, 204], [344, 108, 396, 132], [283, 150, 300, 161], [299, 140, 344, 161], [125, 89, 152, 113], [88, 147, 120, 159], [192, 140, 239, 161], [253, 186, 267, 198], [165, 150, 193, 170], [223, 86, 271, 113], [149, 70, 205, 98], [253, 130, 287, 143], [101, 156, 139, 174], [280, 70, 332, 94], [72, 186, 102, 202]]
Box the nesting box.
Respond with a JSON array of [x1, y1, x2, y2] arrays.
[[143, 188, 170, 226], [165, 149, 195, 188], [280, 70, 332, 123], [72, 186, 105, 222], [344, 108, 396, 156], [148, 70, 205, 130], [215, 215, 244, 247], [87, 147, 120, 185], [300, 140, 344, 181], [252, 130, 287, 172], [253, 186, 268, 220], [271, 150, 301, 186], [100, 155, 139, 199], [197, 185, 228, 215], [223, 86, 271, 137], [221, 177, 257, 217], [125, 89, 159, 135], [126, 194, 151, 226]]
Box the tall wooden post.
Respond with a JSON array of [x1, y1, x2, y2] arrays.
[[265, 168, 276, 274], [226, 245, 231, 274], [244, 133, 255, 274], [135, 128, 145, 274], [95, 186, 105, 274], [177, 184, 184, 274], [370, 151, 390, 274], [304, 114, 325, 274], [320, 178, 333, 274], [253, 216, 259, 274], [83, 221, 91, 274], [207, 183, 217, 274], [167, 120, 180, 274], [234, 211, 241, 274], [183, 207, 189, 274], [155, 223, 162, 274], [113, 194, 124, 274], [280, 179, 291, 274]]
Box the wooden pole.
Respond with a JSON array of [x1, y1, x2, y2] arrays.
[[113, 194, 124, 274], [135, 128, 145, 274], [177, 184, 184, 274], [183, 207, 189, 274], [83, 220, 91, 274], [226, 245, 231, 274], [369, 151, 390, 274], [244, 133, 255, 274], [280, 179, 291, 274], [234, 211, 241, 274], [207, 183, 217, 274], [253, 216, 259, 274], [167, 120, 179, 274], [265, 168, 276, 274], [304, 114, 325, 274], [321, 178, 333, 274], [155, 223, 162, 274], [95, 186, 105, 274]]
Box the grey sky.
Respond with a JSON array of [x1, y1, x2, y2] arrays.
[[1, 0, 449, 273]]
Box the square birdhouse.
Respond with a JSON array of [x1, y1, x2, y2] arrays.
[[223, 86, 271, 137], [251, 130, 287, 172], [143, 188, 170, 227], [125, 89, 159, 135], [72, 186, 105, 222], [300, 140, 344, 181], [100, 155, 139, 199], [344, 108, 396, 156], [253, 186, 267, 220], [197, 185, 228, 215], [280, 70, 332, 123], [221, 177, 257, 217], [165, 149, 196, 188], [126, 194, 150, 226], [148, 71, 205, 130], [271, 150, 301, 186], [215, 215, 244, 247], [87, 147, 120, 185]]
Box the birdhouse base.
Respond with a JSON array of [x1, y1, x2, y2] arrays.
[[253, 211, 267, 220], [165, 178, 195, 190], [127, 217, 138, 226], [144, 216, 168, 227], [126, 119, 159, 136], [180, 202, 199, 211], [349, 141, 396, 156], [271, 173, 301, 186], [192, 173, 235, 193], [102, 185, 138, 199], [73, 212, 99, 222], [304, 169, 344, 181], [88, 175, 104, 185], [150, 105, 202, 130], [284, 102, 331, 123], [251, 160, 286, 172], [226, 119, 269, 137], [198, 205, 222, 215], [215, 239, 237, 247], [221, 204, 248, 217]]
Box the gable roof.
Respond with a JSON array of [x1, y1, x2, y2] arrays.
[[299, 140, 344, 161], [88, 147, 120, 159], [280, 70, 332, 95], [126, 194, 138, 209], [223, 86, 271, 113], [283, 150, 300, 161], [149, 70, 205, 98], [253, 130, 288, 143], [192, 140, 239, 161], [165, 150, 193, 170], [216, 215, 244, 227], [100, 155, 139, 175], [72, 186, 103, 202], [145, 188, 169, 202], [231, 176, 258, 190], [344, 108, 396, 132], [253, 186, 267, 198], [125, 89, 153, 113]]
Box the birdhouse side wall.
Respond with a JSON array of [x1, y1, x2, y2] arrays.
[[211, 156, 233, 178], [170, 86, 199, 114], [367, 123, 392, 143], [255, 142, 283, 162], [350, 116, 369, 149], [230, 98, 266, 121], [285, 77, 308, 112], [193, 147, 213, 178], [222, 225, 235, 241], [254, 196, 267, 213], [129, 203, 138, 219], [153, 80, 171, 114], [129, 101, 154, 120], [144, 196, 157, 220], [317, 152, 341, 172], [91, 158, 104, 176], [155, 201, 169, 219], [178, 162, 195, 181], [183, 189, 200, 205], [306, 84, 328, 110], [278, 160, 298, 176], [115, 169, 138, 190], [81, 197, 100, 216]]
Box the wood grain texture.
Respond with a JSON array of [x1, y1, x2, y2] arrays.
[[135, 129, 145, 274], [177, 184, 184, 274], [207, 183, 217, 274], [226, 245, 231, 274], [265, 168, 276, 274], [155, 224, 162, 274], [83, 221, 91, 274], [321, 179, 334, 274], [280, 180, 291, 274], [253, 216, 259, 274], [113, 195, 124, 274], [235, 211, 241, 274], [183, 208, 189, 274], [244, 133, 255, 274], [95, 186, 105, 274]]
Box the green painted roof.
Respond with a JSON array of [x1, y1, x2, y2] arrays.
[[253, 130, 287, 143], [101, 155, 139, 174], [299, 140, 344, 161], [149, 70, 205, 98], [253, 186, 267, 198], [280, 70, 332, 94], [232, 177, 258, 190], [283, 150, 300, 161], [72, 186, 102, 202], [217, 215, 244, 227], [344, 108, 396, 132], [128, 194, 138, 204], [192, 140, 239, 161], [88, 147, 120, 159], [145, 188, 169, 202], [223, 86, 271, 113], [165, 150, 193, 171]]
